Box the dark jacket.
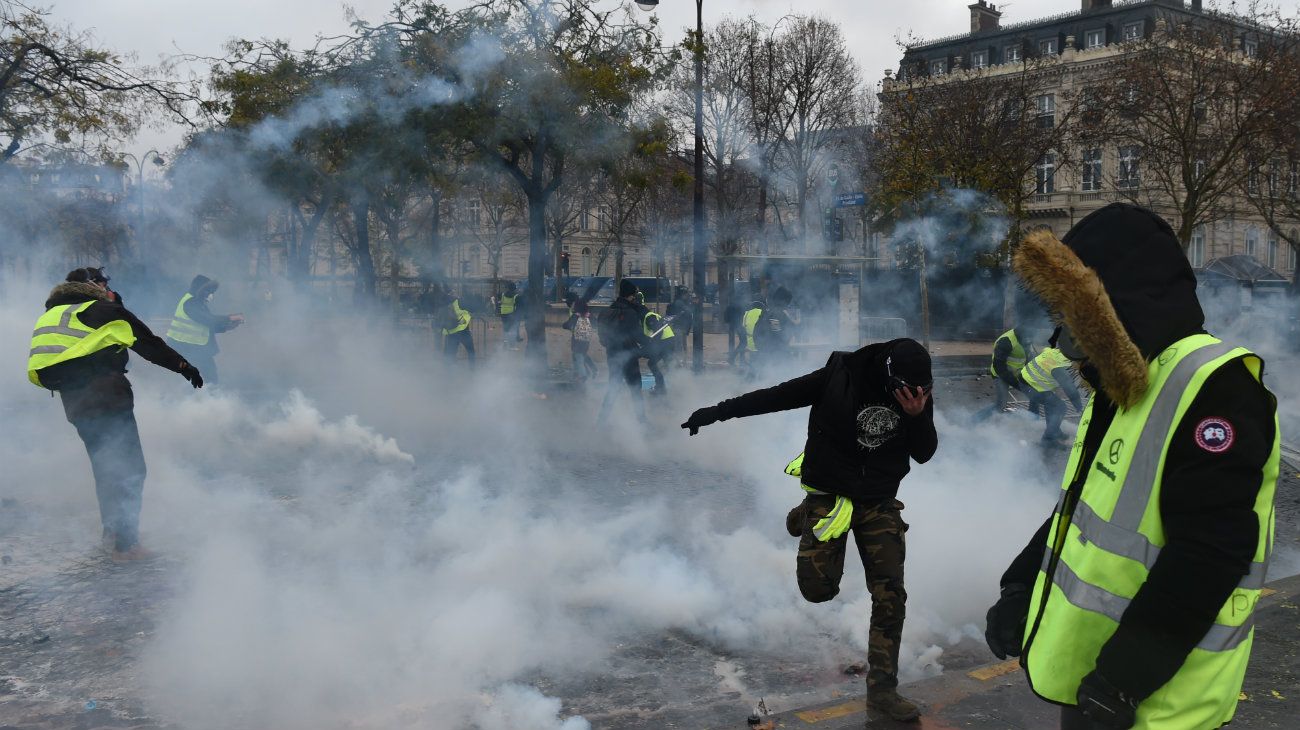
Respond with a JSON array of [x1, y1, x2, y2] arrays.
[[1007, 204, 1277, 701], [36, 282, 188, 417], [602, 297, 649, 354], [171, 275, 238, 356], [713, 341, 938, 504], [991, 328, 1031, 385]]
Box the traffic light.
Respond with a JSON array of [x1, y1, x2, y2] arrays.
[[822, 212, 835, 240], [832, 217, 844, 242]]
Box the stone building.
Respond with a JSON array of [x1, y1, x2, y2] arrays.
[[885, 0, 1298, 280]]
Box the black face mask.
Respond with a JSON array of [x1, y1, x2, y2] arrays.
[[885, 355, 932, 396]]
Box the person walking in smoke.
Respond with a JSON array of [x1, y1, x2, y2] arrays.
[[569, 299, 598, 383], [596, 279, 648, 425], [638, 291, 674, 396], [165, 275, 243, 386], [440, 294, 476, 366], [681, 338, 937, 722], [28, 270, 204, 561], [755, 286, 800, 367], [990, 324, 1037, 413], [984, 205, 1280, 729], [1018, 338, 1086, 448], [495, 281, 522, 349]]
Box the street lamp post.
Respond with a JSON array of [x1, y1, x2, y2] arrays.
[[120, 149, 165, 254], [636, 0, 705, 374]]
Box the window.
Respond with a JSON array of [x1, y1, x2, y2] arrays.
[[1190, 227, 1206, 268], [1247, 163, 1260, 195], [1290, 163, 1298, 199], [1085, 29, 1105, 49], [1290, 232, 1297, 270], [930, 59, 947, 75], [466, 199, 481, 227], [1123, 22, 1144, 42], [1119, 146, 1141, 188], [1243, 38, 1258, 58], [971, 50, 988, 69], [1246, 226, 1258, 258], [1036, 94, 1056, 128], [1269, 160, 1281, 197], [1268, 233, 1279, 268], [1082, 148, 1103, 191], [1039, 38, 1058, 56], [1193, 159, 1206, 182], [1004, 44, 1022, 63], [581, 210, 591, 230], [1036, 153, 1056, 195], [597, 206, 609, 232]]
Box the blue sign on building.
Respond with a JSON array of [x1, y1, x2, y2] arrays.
[[835, 192, 866, 208]]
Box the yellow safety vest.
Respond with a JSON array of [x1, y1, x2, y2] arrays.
[[743, 307, 763, 352], [28, 301, 136, 387], [643, 311, 674, 340], [1021, 347, 1072, 392], [166, 293, 210, 346], [442, 300, 471, 335], [991, 328, 1030, 377], [499, 293, 517, 315], [1023, 335, 1279, 729]]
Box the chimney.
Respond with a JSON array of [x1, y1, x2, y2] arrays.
[[1082, 0, 1113, 11], [969, 1, 1002, 33]]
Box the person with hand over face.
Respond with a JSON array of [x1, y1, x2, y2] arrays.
[[29, 271, 203, 562], [984, 205, 1279, 730], [681, 338, 937, 723]]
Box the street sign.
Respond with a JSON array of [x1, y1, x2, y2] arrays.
[[835, 192, 866, 208], [828, 164, 840, 186]]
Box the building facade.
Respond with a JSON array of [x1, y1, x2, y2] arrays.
[[885, 0, 1298, 280]]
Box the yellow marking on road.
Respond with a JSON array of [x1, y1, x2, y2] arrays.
[[968, 660, 1021, 681], [794, 701, 865, 722]]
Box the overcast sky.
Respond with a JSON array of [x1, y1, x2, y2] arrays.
[[48, 0, 1300, 159]]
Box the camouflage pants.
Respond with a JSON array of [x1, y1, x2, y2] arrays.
[[795, 494, 909, 689]]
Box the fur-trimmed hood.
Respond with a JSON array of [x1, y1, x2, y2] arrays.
[[44, 281, 112, 310], [1014, 204, 1205, 408]]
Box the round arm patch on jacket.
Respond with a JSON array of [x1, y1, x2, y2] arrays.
[[1194, 417, 1235, 453]]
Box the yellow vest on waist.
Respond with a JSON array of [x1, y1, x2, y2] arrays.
[[743, 307, 763, 352], [1023, 335, 1279, 729]]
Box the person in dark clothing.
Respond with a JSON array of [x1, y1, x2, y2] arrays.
[[440, 295, 475, 366], [596, 279, 649, 425], [991, 326, 1036, 412], [984, 205, 1279, 729], [665, 287, 693, 363], [756, 286, 799, 366], [165, 275, 243, 385], [723, 298, 744, 365], [28, 278, 203, 561], [65, 267, 123, 305], [681, 339, 937, 723]]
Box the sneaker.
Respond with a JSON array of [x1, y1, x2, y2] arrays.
[[866, 689, 920, 723], [785, 502, 806, 538], [110, 545, 158, 563], [1040, 434, 1070, 450]]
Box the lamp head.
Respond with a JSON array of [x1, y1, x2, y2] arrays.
[[635, 0, 659, 10]]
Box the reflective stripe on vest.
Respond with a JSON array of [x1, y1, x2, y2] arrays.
[[743, 308, 762, 351], [499, 293, 517, 315], [443, 300, 471, 335], [990, 329, 1028, 377], [643, 311, 674, 340], [1021, 347, 1070, 392], [166, 293, 210, 346], [1024, 335, 1279, 728], [27, 302, 136, 387]]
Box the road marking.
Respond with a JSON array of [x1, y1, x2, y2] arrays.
[[794, 700, 865, 722], [968, 660, 1021, 681]]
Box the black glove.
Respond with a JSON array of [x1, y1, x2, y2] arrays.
[[984, 583, 1030, 660], [1077, 671, 1138, 729], [681, 406, 721, 436], [180, 363, 204, 389]]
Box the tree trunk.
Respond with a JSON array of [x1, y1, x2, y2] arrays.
[[352, 198, 376, 301], [757, 174, 769, 255], [526, 191, 549, 373], [428, 186, 443, 282]]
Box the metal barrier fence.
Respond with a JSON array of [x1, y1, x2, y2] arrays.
[[861, 316, 908, 343]]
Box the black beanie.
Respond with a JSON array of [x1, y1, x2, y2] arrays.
[[888, 339, 932, 386], [619, 279, 638, 298]]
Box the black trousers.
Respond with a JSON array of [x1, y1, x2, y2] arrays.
[[443, 330, 476, 365], [68, 407, 147, 551], [597, 349, 645, 422]]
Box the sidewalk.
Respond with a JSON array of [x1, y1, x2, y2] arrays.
[[730, 572, 1300, 729]]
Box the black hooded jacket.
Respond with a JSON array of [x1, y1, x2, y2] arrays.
[[712, 339, 937, 504], [1006, 204, 1277, 702], [170, 275, 239, 355], [35, 282, 188, 417]]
